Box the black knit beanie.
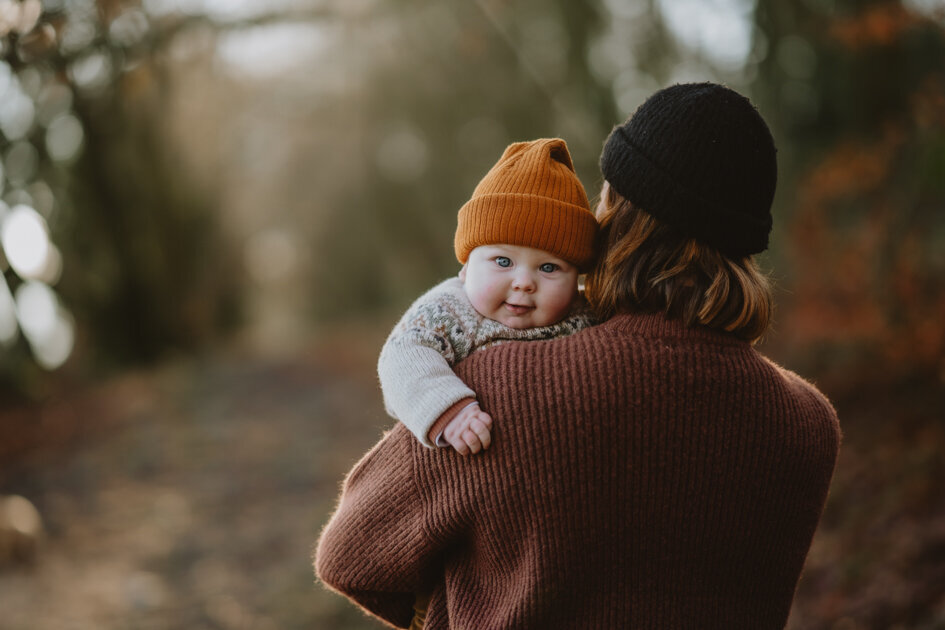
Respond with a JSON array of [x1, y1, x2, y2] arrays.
[[600, 82, 777, 257]]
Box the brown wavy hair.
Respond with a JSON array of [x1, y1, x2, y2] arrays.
[[584, 183, 773, 342]]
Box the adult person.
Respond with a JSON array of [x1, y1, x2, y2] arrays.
[[315, 82, 841, 629]]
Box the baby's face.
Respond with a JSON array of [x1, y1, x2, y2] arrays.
[[460, 244, 579, 329]]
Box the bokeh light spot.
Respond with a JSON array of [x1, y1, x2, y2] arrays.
[[109, 8, 150, 48], [376, 126, 428, 183], [216, 22, 332, 78], [69, 51, 113, 93], [46, 114, 85, 163], [905, 0, 945, 23], [0, 60, 12, 96], [0, 274, 17, 346], [26, 180, 55, 218], [656, 0, 756, 71], [35, 242, 62, 285], [1, 494, 42, 535], [0, 89, 36, 140], [2, 204, 49, 279], [244, 228, 297, 284], [5, 140, 39, 184], [14, 279, 57, 341], [0, 0, 41, 38], [17, 0, 42, 35], [36, 81, 74, 127], [32, 308, 75, 370], [58, 18, 97, 56]]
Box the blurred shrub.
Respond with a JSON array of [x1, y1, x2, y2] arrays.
[[753, 0, 945, 390]]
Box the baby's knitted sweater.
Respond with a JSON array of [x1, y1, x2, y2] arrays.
[[318, 312, 841, 629], [378, 277, 594, 447]]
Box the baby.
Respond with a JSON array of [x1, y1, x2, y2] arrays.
[[378, 138, 599, 455]]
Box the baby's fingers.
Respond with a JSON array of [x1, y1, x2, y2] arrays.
[[447, 433, 470, 455], [469, 417, 492, 451], [462, 428, 484, 455]]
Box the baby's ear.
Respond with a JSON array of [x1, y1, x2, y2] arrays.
[[458, 264, 467, 282]]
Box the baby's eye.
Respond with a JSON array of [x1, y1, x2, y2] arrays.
[[495, 256, 512, 268], [539, 263, 559, 273]]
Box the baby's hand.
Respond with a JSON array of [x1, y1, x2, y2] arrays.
[[443, 403, 493, 455]]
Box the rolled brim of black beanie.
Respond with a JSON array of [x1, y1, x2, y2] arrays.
[[600, 126, 773, 258]]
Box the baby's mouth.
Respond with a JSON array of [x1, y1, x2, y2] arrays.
[[503, 302, 534, 315]]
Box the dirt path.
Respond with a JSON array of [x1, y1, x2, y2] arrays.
[[0, 343, 391, 630]]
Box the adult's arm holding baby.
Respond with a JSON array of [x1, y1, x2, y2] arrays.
[[315, 426, 447, 627]]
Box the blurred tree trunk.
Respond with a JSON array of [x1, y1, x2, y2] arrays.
[[62, 57, 241, 365]]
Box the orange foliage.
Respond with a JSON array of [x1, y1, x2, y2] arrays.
[[829, 3, 924, 48], [783, 78, 945, 384], [797, 130, 900, 207]]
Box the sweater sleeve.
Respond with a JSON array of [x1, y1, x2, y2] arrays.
[[378, 286, 478, 448], [314, 426, 444, 629]]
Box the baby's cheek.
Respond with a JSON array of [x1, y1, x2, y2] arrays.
[[465, 283, 501, 314], [553, 289, 580, 317], [551, 301, 574, 321]]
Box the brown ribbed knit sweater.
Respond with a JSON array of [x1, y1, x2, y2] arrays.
[[315, 312, 841, 629]]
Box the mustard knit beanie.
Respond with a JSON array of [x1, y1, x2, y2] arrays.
[[454, 138, 598, 271]]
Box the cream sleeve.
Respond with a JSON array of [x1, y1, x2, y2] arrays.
[[377, 288, 478, 448]]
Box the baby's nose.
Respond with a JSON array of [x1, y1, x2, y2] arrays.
[[512, 272, 536, 292]]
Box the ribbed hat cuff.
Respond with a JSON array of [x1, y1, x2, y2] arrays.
[[455, 193, 599, 270], [601, 130, 771, 257]]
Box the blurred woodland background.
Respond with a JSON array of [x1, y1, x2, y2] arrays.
[[0, 0, 943, 628]]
